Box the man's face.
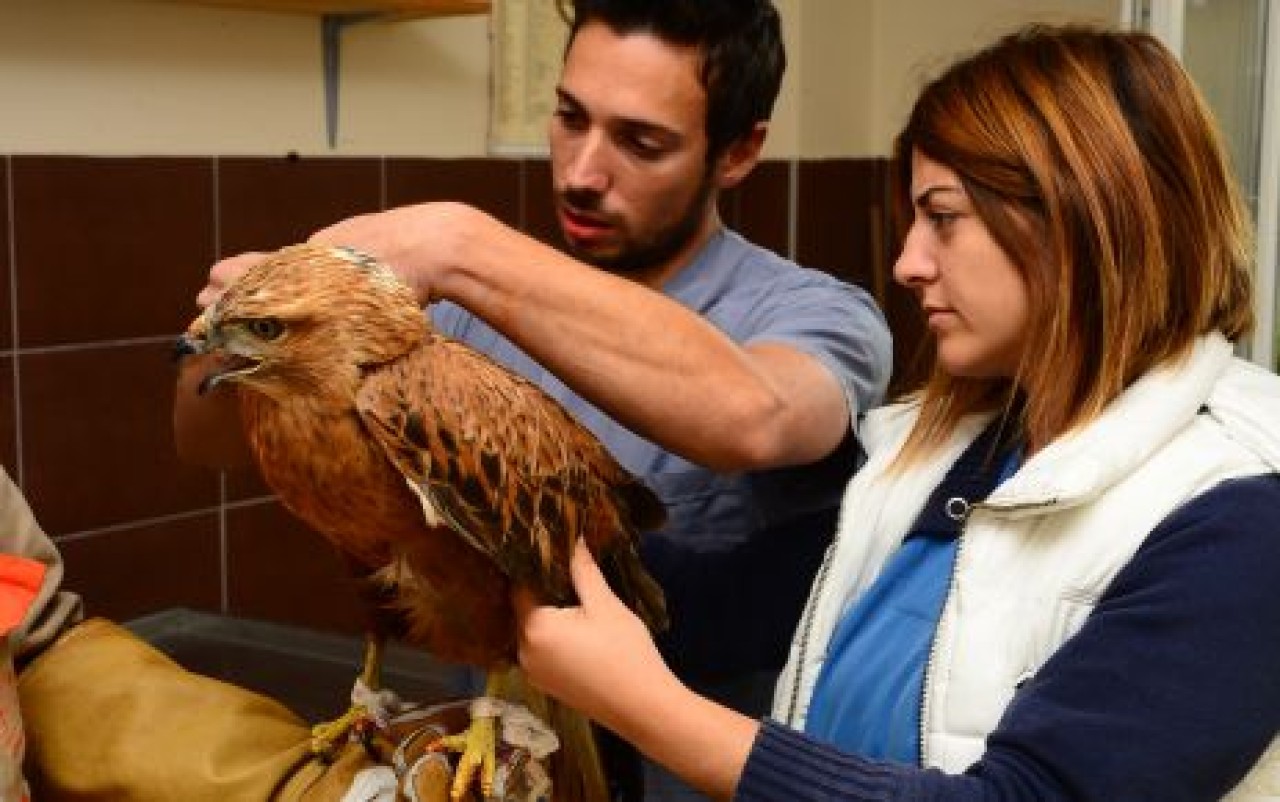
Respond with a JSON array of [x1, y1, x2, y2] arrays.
[[549, 21, 719, 282]]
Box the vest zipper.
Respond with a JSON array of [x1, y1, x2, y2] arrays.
[[918, 514, 970, 767], [784, 543, 836, 725], [984, 497, 1060, 513], [917, 498, 1057, 764]]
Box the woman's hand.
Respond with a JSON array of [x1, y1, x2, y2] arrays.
[[514, 541, 759, 801], [513, 540, 672, 729]]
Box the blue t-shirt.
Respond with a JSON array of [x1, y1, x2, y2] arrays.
[[805, 532, 958, 762], [805, 448, 1021, 763], [430, 228, 892, 680]]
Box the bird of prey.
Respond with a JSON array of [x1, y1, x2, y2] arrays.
[[178, 243, 668, 802]]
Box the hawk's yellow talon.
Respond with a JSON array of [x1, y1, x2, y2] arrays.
[[309, 704, 370, 759], [431, 714, 498, 801], [310, 636, 386, 760]]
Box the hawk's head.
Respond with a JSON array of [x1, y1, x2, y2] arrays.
[[178, 244, 426, 402]]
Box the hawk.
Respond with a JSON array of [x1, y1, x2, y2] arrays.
[[178, 244, 668, 802]]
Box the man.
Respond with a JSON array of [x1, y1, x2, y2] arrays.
[[192, 1, 891, 798]]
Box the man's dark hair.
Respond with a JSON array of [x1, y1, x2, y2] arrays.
[[562, 0, 785, 160]]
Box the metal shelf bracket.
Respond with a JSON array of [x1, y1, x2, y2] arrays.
[[321, 12, 378, 148]]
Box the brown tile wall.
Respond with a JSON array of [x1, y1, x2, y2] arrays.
[[2, 160, 13, 474], [1, 160, 10, 355], [0, 153, 920, 635]]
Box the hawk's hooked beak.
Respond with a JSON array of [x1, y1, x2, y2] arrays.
[[174, 333, 205, 361], [175, 311, 212, 362], [193, 353, 264, 395], [174, 318, 263, 395]]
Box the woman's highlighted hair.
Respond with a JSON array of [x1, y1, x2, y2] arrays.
[[893, 25, 1253, 461]]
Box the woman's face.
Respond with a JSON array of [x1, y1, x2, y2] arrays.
[[893, 150, 1031, 380]]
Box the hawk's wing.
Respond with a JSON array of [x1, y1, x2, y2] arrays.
[[356, 332, 664, 606]]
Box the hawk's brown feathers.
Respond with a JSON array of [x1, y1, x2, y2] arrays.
[[182, 243, 668, 667]]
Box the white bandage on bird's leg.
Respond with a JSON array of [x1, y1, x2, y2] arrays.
[[500, 704, 560, 760], [469, 696, 506, 721], [467, 698, 560, 759], [493, 747, 553, 802], [351, 678, 403, 728], [466, 697, 557, 800], [491, 749, 519, 800], [522, 758, 552, 802]]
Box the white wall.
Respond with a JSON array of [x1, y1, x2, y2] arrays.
[[863, 0, 1121, 152], [0, 0, 1120, 158], [0, 0, 490, 156], [790, 0, 876, 157], [785, 0, 1122, 157]]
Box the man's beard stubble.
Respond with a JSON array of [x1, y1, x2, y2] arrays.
[[557, 170, 717, 280]]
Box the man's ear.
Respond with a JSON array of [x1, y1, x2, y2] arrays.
[[715, 122, 768, 190]]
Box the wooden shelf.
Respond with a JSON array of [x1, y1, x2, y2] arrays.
[[152, 0, 490, 19]]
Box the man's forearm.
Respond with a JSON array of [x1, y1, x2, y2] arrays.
[[425, 210, 852, 471]]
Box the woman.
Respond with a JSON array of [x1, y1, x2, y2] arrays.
[[513, 25, 1280, 801]]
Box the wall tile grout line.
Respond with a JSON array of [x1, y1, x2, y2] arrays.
[[6, 155, 23, 487], [786, 157, 799, 261], [12, 334, 179, 356], [212, 154, 229, 615], [517, 158, 528, 232], [219, 471, 229, 613], [54, 505, 218, 543], [220, 494, 277, 512], [52, 494, 277, 545], [379, 155, 388, 211], [211, 155, 220, 263]]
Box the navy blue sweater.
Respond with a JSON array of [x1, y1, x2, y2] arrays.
[[736, 473, 1280, 801]]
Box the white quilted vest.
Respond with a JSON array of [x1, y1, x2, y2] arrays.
[[774, 334, 1280, 799]]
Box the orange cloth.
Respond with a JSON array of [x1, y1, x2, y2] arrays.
[[0, 554, 40, 802], [0, 556, 45, 634]]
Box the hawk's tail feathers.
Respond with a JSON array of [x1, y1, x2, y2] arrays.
[[619, 478, 667, 534], [600, 542, 670, 635]]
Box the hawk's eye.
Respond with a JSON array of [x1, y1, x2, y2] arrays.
[[249, 318, 284, 340]]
